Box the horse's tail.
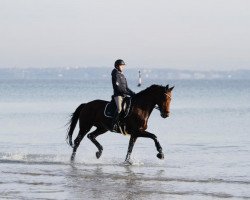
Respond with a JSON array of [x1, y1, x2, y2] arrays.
[[66, 103, 86, 148]]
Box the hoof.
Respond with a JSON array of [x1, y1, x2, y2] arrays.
[[123, 160, 133, 166], [71, 152, 76, 161], [157, 153, 164, 160], [96, 151, 102, 159]]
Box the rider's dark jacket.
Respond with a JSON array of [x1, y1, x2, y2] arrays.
[[111, 68, 135, 97]]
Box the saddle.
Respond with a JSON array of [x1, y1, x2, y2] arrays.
[[104, 96, 132, 118]]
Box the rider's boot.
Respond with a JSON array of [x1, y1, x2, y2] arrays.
[[111, 112, 120, 131]]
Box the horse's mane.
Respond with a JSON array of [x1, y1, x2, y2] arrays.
[[135, 84, 164, 97]]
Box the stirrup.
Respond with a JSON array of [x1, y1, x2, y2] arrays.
[[111, 121, 119, 132], [111, 124, 117, 132]]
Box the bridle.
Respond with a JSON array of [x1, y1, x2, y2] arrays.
[[155, 92, 172, 110], [165, 93, 172, 100]]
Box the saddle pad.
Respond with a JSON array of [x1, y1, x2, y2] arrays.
[[104, 97, 132, 118], [104, 101, 117, 118]]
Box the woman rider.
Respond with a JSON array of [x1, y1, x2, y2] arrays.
[[111, 59, 135, 131]]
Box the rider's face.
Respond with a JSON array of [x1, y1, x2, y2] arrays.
[[118, 65, 125, 72]]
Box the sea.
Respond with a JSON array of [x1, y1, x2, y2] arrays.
[[0, 71, 250, 200]]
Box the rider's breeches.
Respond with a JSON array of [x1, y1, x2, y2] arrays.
[[114, 96, 123, 113]]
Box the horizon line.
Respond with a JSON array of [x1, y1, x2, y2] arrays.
[[0, 66, 249, 72]]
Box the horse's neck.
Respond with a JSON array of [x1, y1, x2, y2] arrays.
[[133, 86, 163, 119], [134, 94, 157, 115]]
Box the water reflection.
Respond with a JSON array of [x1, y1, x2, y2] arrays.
[[65, 163, 165, 200]]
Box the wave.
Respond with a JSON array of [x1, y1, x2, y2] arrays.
[[2, 159, 250, 187], [0, 152, 69, 166], [0, 152, 144, 167], [1, 153, 250, 200], [1, 153, 250, 187]]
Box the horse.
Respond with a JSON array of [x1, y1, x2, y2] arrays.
[[66, 84, 174, 163]]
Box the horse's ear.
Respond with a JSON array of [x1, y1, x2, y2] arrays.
[[165, 85, 169, 90], [169, 86, 175, 91]]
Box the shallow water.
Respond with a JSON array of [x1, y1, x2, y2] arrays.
[[0, 78, 250, 199]]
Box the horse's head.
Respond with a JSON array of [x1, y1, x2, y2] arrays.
[[158, 85, 174, 118]]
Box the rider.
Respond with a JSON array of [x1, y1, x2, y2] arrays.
[[111, 59, 135, 131]]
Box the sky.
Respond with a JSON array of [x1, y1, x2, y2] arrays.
[[0, 0, 249, 70]]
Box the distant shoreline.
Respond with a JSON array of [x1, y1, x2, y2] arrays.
[[0, 67, 250, 80]]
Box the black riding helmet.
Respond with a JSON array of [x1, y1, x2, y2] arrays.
[[114, 59, 125, 69]]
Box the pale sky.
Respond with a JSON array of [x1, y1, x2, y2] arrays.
[[0, 0, 249, 70]]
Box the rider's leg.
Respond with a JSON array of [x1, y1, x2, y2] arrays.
[[112, 96, 123, 130]]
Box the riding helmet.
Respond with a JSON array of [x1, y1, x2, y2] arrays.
[[114, 59, 126, 68]]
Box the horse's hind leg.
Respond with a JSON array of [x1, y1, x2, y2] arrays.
[[71, 128, 90, 161], [87, 127, 107, 159]]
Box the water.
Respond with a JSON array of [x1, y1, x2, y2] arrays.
[[0, 77, 250, 199]]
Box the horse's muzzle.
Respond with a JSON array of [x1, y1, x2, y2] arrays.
[[161, 112, 169, 118]]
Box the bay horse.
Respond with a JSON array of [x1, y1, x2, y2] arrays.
[[67, 84, 174, 163]]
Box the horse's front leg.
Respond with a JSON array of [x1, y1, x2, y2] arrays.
[[124, 136, 137, 164], [138, 131, 164, 160]]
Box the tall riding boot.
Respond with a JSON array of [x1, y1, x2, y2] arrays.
[[111, 112, 120, 131]]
